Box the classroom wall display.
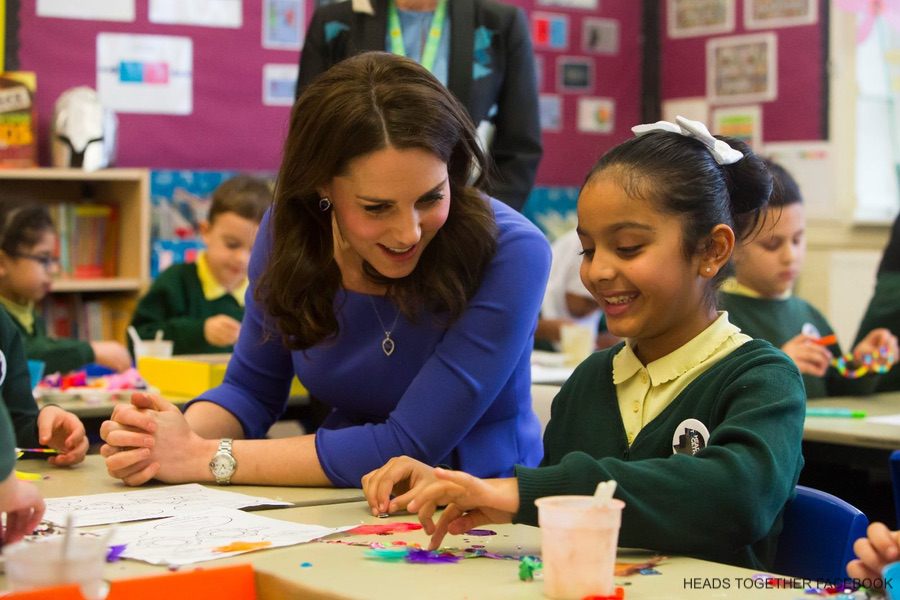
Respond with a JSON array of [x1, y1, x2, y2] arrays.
[[667, 0, 735, 39], [744, 0, 818, 30], [96, 33, 193, 115], [537, 0, 597, 9], [36, 0, 136, 22], [706, 32, 777, 104], [262, 0, 304, 50], [711, 104, 761, 147], [262, 63, 298, 106], [539, 94, 562, 131], [149, 0, 243, 28], [18, 0, 642, 190], [532, 12, 569, 50], [557, 56, 594, 93], [661, 0, 825, 142], [577, 97, 614, 134], [582, 17, 619, 54]]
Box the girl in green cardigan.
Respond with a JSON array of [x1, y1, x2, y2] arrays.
[[361, 117, 807, 570], [0, 202, 131, 374]]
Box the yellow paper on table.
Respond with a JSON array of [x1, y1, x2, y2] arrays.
[[138, 354, 306, 398]]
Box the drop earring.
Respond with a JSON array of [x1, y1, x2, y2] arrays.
[[319, 197, 332, 211]]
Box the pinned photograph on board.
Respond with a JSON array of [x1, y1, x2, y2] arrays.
[[582, 18, 620, 55], [539, 94, 562, 132], [707, 33, 777, 105], [532, 12, 569, 50], [667, 0, 735, 39], [745, 0, 818, 29], [576, 97, 614, 134], [557, 57, 594, 93]]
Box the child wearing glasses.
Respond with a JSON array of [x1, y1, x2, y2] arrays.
[[0, 202, 131, 374]]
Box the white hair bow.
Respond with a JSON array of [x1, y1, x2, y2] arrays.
[[631, 115, 744, 165]]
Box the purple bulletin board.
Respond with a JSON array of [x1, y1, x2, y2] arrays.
[[16, 1, 643, 188], [661, 0, 825, 142]]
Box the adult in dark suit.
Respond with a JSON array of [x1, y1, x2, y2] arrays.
[[296, 0, 542, 211]]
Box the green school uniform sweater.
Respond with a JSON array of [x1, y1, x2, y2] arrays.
[[515, 340, 805, 571], [130, 262, 244, 355], [719, 292, 879, 398], [2, 308, 95, 375], [0, 308, 42, 449], [855, 272, 900, 392]]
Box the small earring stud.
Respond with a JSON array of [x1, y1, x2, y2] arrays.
[[705, 267, 712, 273], [319, 197, 332, 211]]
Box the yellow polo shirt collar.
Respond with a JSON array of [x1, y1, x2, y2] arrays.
[[196, 251, 248, 307], [612, 312, 751, 444], [0, 296, 34, 334], [721, 276, 792, 300]]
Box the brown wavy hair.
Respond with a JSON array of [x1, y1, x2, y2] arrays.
[[256, 52, 498, 350]]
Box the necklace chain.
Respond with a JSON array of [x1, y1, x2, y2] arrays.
[[368, 296, 401, 357]]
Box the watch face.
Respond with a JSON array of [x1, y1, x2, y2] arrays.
[[210, 453, 236, 478]]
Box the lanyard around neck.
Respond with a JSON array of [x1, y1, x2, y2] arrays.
[[387, 0, 447, 73]]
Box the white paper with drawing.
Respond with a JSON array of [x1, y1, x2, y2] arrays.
[[44, 483, 292, 526], [101, 507, 350, 565]]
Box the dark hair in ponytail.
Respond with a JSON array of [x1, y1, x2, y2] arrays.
[[583, 131, 772, 289]]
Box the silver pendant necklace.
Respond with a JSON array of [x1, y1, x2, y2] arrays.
[[368, 296, 401, 356]]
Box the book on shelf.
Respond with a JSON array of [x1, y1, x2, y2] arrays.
[[49, 202, 119, 279], [0, 72, 37, 168], [41, 295, 123, 342]]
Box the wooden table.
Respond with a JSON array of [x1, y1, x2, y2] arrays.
[[18, 455, 364, 507]]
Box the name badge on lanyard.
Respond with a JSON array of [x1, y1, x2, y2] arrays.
[[387, 0, 448, 74]]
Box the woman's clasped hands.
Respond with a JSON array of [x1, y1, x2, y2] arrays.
[[100, 393, 213, 486]]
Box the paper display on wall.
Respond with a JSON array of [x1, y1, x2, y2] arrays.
[[762, 141, 836, 219], [667, 0, 735, 39], [712, 105, 762, 148], [263, 64, 298, 106], [97, 33, 193, 115], [37, 0, 136, 21], [744, 0, 817, 30], [149, 0, 242, 28], [577, 97, 614, 133], [661, 97, 708, 124], [263, 0, 305, 50], [707, 33, 777, 105]]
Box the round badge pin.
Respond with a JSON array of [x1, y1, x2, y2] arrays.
[[672, 418, 710, 456]]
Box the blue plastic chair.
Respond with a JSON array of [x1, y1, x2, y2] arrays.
[[890, 450, 900, 528], [772, 485, 868, 581]]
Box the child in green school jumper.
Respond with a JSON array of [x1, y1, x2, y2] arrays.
[[854, 211, 900, 392], [0, 203, 131, 374], [0, 307, 87, 464], [130, 175, 271, 354], [362, 117, 806, 571], [719, 160, 898, 398]]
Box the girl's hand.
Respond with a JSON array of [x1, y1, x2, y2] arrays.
[[36, 406, 88, 466], [204, 315, 241, 347], [361, 456, 437, 516], [100, 392, 214, 486], [90, 340, 132, 372], [847, 522, 900, 581], [852, 328, 899, 370], [781, 334, 832, 377], [0, 479, 45, 545], [403, 468, 519, 550]]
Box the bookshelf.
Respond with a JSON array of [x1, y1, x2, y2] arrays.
[[0, 168, 150, 343]]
